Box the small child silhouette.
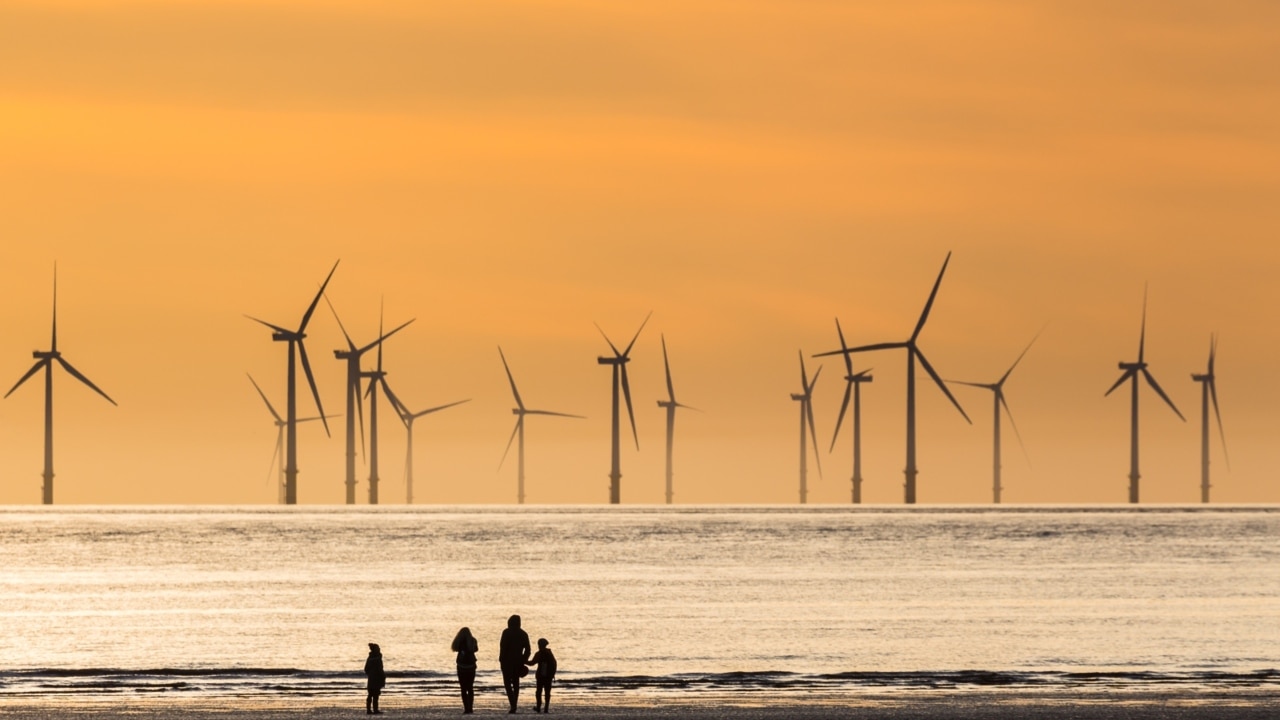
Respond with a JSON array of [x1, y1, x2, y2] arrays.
[[526, 638, 557, 714]]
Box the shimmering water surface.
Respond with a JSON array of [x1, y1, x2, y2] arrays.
[[0, 505, 1276, 698]]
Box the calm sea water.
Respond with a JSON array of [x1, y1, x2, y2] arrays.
[[0, 505, 1277, 700]]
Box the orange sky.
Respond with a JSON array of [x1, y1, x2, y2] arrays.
[[1, 0, 1278, 504]]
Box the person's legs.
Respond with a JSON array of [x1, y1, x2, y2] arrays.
[[458, 668, 475, 713], [372, 688, 381, 714], [542, 680, 551, 713], [366, 690, 373, 714], [501, 667, 521, 713]]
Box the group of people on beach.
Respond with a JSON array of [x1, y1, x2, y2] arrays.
[[364, 615, 558, 715]]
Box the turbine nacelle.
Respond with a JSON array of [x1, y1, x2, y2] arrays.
[[1119, 361, 1146, 371], [597, 356, 628, 365], [34, 350, 59, 360]]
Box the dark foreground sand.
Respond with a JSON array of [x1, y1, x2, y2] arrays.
[[2, 689, 1278, 720]]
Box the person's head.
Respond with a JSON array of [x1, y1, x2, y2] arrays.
[[538, 638, 548, 649], [451, 627, 473, 651], [508, 614, 521, 629], [368, 643, 380, 653]]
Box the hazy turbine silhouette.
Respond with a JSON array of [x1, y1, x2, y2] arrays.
[[828, 318, 873, 504], [383, 388, 469, 505], [4, 268, 116, 504], [656, 335, 698, 505], [246, 260, 338, 504], [815, 253, 970, 504], [790, 352, 822, 504], [247, 374, 334, 504], [1190, 334, 1229, 503], [499, 347, 583, 504], [947, 332, 1039, 504], [1105, 287, 1185, 503], [327, 295, 413, 505], [359, 302, 410, 505], [596, 313, 651, 504]]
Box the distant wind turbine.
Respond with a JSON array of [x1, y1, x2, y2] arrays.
[[4, 268, 116, 504], [359, 302, 411, 505], [247, 374, 335, 504], [596, 313, 651, 504], [383, 388, 469, 505], [1190, 334, 1228, 503], [947, 332, 1040, 504], [246, 260, 338, 504], [814, 253, 970, 504], [828, 318, 873, 504], [656, 335, 699, 505], [327, 295, 413, 505], [790, 352, 822, 504], [1105, 287, 1185, 503], [499, 347, 583, 504]]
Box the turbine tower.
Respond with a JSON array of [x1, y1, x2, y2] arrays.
[[384, 389, 469, 505], [947, 332, 1039, 504], [327, 296, 413, 505], [1105, 287, 1185, 503], [4, 268, 116, 504], [828, 318, 873, 504], [656, 335, 698, 505], [500, 347, 583, 504], [595, 313, 651, 504], [1190, 334, 1228, 503], [247, 374, 334, 503], [790, 351, 822, 504], [246, 260, 337, 504], [359, 303, 410, 505], [814, 253, 970, 504]]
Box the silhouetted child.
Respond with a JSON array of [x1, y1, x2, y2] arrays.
[[526, 638, 557, 713]]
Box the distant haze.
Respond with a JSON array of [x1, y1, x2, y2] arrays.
[[1, 1, 1277, 504]]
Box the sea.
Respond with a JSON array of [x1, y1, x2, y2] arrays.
[[0, 505, 1277, 702]]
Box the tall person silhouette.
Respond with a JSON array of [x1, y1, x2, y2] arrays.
[[452, 627, 479, 714], [364, 643, 386, 714], [499, 615, 531, 713]]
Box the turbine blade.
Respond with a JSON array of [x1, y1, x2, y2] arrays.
[[998, 329, 1042, 385], [355, 374, 366, 461], [947, 380, 991, 389], [55, 357, 116, 405], [1138, 283, 1148, 363], [808, 364, 822, 395], [245, 315, 291, 334], [525, 409, 586, 419], [1141, 368, 1185, 421], [622, 311, 653, 357], [1105, 370, 1135, 397], [299, 260, 340, 333], [498, 418, 522, 471], [411, 398, 471, 418], [674, 402, 701, 412], [835, 318, 853, 376], [621, 364, 639, 450], [1209, 379, 1230, 471], [813, 341, 907, 358], [380, 377, 408, 421], [594, 322, 622, 356], [356, 318, 414, 356], [911, 251, 952, 342], [662, 334, 675, 404], [4, 360, 47, 399], [914, 349, 970, 423], [806, 399, 822, 479], [1207, 333, 1217, 375], [51, 264, 58, 352], [247, 373, 283, 423], [498, 346, 525, 409], [375, 299, 384, 373], [323, 293, 357, 352], [798, 351, 809, 390], [1000, 392, 1031, 468], [298, 341, 330, 436], [267, 431, 282, 487], [829, 383, 852, 453]]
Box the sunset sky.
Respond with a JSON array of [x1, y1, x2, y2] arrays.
[[1, 0, 1277, 504]]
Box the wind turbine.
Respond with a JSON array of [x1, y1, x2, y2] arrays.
[[828, 319, 873, 504], [596, 313, 651, 504], [1105, 287, 1185, 503], [790, 352, 822, 504], [359, 303, 411, 505], [247, 374, 334, 504], [327, 295, 413, 505], [1190, 334, 1228, 503], [385, 388, 469, 505], [246, 260, 338, 504], [814, 253, 970, 504], [4, 268, 116, 504], [947, 332, 1039, 504], [499, 347, 583, 504], [656, 335, 698, 505]]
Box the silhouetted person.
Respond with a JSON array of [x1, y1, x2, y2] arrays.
[[526, 638, 557, 714], [452, 627, 479, 714], [499, 614, 531, 713], [364, 643, 386, 714]]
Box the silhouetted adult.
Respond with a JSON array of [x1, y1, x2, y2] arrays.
[[452, 627, 479, 714], [498, 614, 531, 713], [364, 643, 386, 714]]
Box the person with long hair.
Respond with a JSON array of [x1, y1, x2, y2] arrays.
[[452, 627, 479, 714]]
